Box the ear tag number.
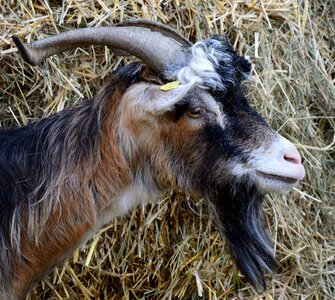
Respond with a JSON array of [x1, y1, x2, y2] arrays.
[[160, 80, 180, 91]]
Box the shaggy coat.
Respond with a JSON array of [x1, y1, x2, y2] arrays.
[[0, 37, 304, 299]]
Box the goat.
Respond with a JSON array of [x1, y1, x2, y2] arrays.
[[1, 20, 305, 299]]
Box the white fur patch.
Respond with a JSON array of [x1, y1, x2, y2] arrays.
[[97, 176, 160, 229], [166, 39, 235, 90]]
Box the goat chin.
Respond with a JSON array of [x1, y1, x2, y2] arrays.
[[206, 178, 275, 291]]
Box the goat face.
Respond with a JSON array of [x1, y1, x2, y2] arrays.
[[118, 37, 305, 290]]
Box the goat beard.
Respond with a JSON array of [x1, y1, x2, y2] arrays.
[[205, 178, 275, 291]]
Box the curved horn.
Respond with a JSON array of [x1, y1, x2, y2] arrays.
[[12, 26, 190, 73], [117, 19, 192, 47]]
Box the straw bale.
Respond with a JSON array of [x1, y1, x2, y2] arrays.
[[0, 1, 334, 299]]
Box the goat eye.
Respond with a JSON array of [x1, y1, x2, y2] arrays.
[[187, 107, 206, 119]]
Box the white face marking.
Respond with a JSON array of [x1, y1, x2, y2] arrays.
[[231, 134, 305, 194]]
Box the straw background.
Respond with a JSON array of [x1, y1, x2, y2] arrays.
[[1, 1, 334, 299]]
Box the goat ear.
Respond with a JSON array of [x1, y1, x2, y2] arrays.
[[147, 82, 194, 115]]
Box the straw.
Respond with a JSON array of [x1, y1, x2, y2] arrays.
[[1, 1, 334, 299]]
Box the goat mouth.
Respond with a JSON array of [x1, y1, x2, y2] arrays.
[[256, 171, 298, 184]]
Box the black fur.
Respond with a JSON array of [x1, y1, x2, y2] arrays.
[[206, 179, 275, 291], [207, 36, 251, 86]]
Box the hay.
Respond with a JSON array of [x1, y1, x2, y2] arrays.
[[1, 0, 334, 299]]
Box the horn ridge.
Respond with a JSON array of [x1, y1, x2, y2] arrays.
[[12, 25, 190, 73], [117, 19, 192, 47]]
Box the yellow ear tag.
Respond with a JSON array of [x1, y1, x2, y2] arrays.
[[160, 80, 180, 91]]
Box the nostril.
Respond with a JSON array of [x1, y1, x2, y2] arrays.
[[284, 152, 302, 165]]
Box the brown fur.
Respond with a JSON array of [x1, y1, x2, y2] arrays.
[[6, 77, 136, 299]]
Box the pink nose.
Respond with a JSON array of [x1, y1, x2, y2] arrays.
[[271, 135, 305, 181], [283, 147, 302, 165]]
